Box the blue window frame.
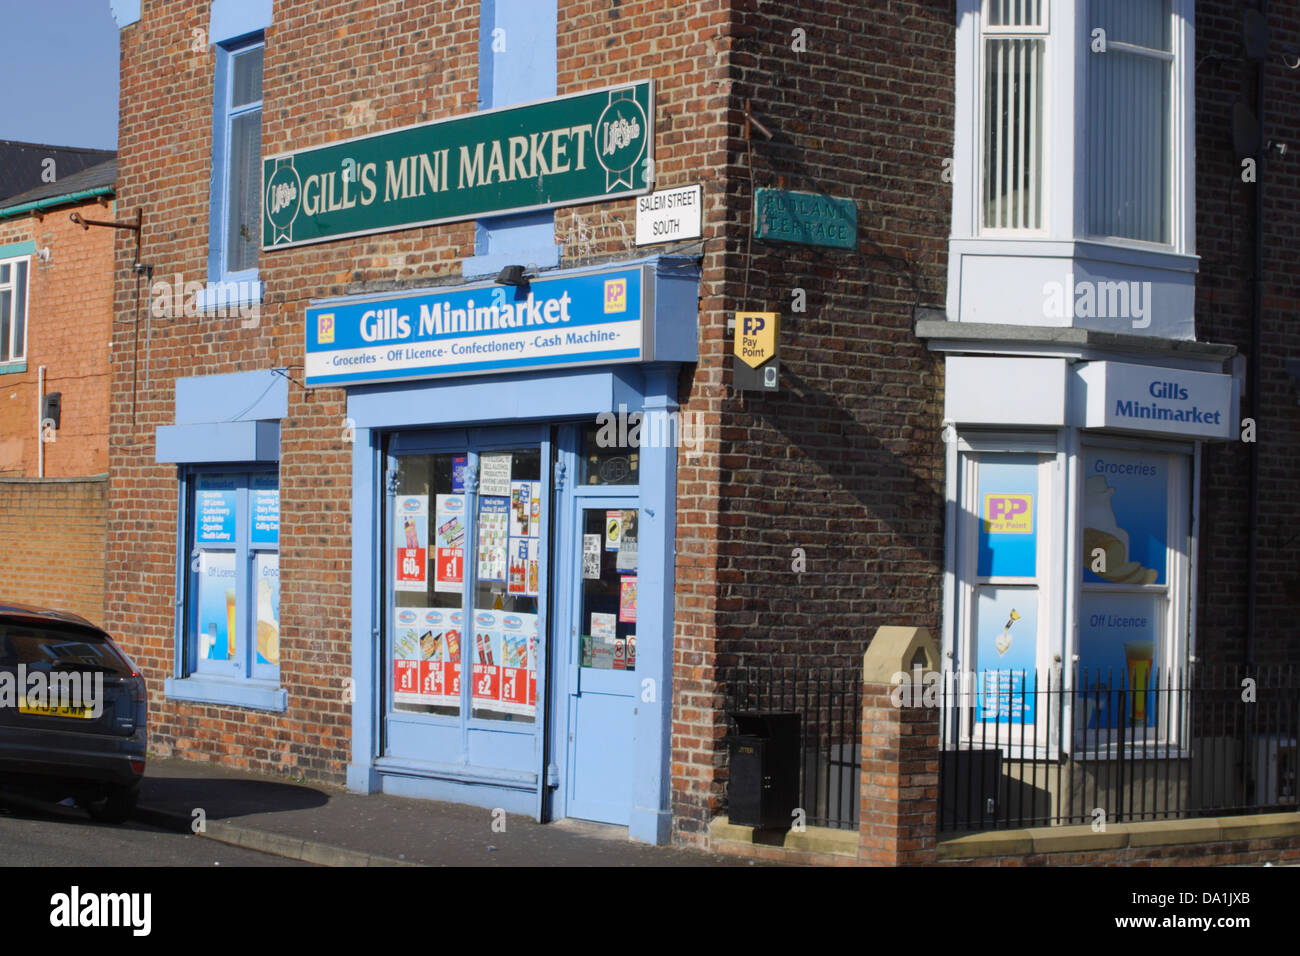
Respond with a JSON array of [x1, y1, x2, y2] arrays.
[[209, 35, 263, 288], [184, 468, 280, 685]]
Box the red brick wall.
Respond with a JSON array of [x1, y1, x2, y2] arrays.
[[0, 196, 115, 477], [1193, 1, 1300, 667], [108, 0, 733, 785], [0, 476, 107, 627], [668, 0, 955, 844]]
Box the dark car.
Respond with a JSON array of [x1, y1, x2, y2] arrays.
[[0, 602, 147, 822]]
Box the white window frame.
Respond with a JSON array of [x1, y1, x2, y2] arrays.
[[1073, 437, 1193, 757], [952, 0, 1195, 256], [948, 431, 1066, 759], [978, 0, 1051, 236], [1082, 0, 1189, 252], [0, 254, 30, 365]]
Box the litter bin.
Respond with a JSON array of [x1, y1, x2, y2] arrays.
[[726, 711, 801, 829]]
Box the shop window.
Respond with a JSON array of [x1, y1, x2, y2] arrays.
[[184, 469, 280, 684], [0, 256, 29, 366], [1078, 446, 1190, 737], [956, 450, 1055, 744], [208, 35, 263, 292], [389, 445, 542, 724], [579, 421, 640, 485], [578, 508, 638, 672]]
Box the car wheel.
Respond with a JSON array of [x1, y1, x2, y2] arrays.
[[84, 784, 139, 824]]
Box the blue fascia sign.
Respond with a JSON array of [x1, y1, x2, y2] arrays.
[[305, 265, 655, 387]]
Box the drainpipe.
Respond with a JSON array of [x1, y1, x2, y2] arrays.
[[37, 365, 46, 478], [1246, 0, 1267, 669]]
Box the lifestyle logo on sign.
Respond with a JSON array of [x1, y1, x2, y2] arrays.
[[264, 82, 652, 248]]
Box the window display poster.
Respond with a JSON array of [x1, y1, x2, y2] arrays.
[[480, 453, 513, 497], [976, 456, 1037, 578], [251, 475, 280, 546], [975, 586, 1037, 724], [452, 455, 467, 493], [582, 534, 602, 579], [605, 510, 623, 551], [477, 496, 508, 582], [508, 536, 539, 596], [591, 612, 617, 640], [472, 609, 537, 716], [197, 551, 237, 662], [616, 509, 638, 573], [394, 494, 428, 592], [255, 553, 280, 666], [196, 476, 237, 544], [1078, 591, 1160, 728], [619, 575, 637, 623], [434, 494, 466, 593], [393, 607, 461, 707], [1083, 450, 1168, 586], [510, 480, 541, 538]]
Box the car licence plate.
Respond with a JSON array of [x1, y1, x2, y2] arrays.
[[18, 699, 93, 719]]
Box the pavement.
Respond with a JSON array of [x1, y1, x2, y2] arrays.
[[133, 756, 746, 866]]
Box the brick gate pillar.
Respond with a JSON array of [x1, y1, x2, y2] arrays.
[[858, 626, 940, 866]]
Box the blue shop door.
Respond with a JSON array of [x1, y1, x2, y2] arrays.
[[383, 428, 551, 817], [564, 500, 640, 825]]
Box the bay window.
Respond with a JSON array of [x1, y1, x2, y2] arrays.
[[1086, 0, 1174, 244]]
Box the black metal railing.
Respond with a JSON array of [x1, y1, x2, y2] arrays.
[[937, 664, 1300, 832], [725, 662, 863, 830]]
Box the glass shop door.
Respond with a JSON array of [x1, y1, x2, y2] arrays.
[[383, 427, 551, 808]]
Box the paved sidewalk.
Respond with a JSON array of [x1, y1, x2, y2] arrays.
[[135, 757, 747, 867]]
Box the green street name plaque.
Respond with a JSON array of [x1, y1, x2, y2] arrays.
[[752, 188, 857, 249], [263, 80, 653, 249]]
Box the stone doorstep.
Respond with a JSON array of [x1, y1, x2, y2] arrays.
[[709, 816, 858, 857], [937, 812, 1300, 861]]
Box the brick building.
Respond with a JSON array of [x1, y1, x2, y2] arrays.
[[0, 157, 117, 626], [103, 0, 1297, 854]]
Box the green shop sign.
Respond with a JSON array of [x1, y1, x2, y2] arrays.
[[263, 81, 654, 249], [752, 187, 857, 250]]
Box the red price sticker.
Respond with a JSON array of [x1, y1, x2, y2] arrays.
[[472, 663, 500, 702], [394, 659, 419, 693], [436, 547, 463, 588], [396, 547, 426, 585], [500, 667, 527, 708], [420, 661, 443, 697]]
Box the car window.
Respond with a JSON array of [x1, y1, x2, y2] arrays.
[[0, 625, 132, 676]]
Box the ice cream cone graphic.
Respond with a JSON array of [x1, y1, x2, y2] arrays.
[[995, 609, 1021, 657]]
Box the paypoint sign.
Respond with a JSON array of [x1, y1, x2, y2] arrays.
[[733, 312, 779, 391], [735, 312, 777, 368], [983, 494, 1033, 534]]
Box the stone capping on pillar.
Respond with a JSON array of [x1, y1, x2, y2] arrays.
[[859, 625, 940, 866]]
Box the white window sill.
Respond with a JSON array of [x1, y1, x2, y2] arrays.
[[164, 674, 287, 712], [949, 237, 1199, 274]]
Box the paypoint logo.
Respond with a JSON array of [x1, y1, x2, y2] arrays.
[[983, 494, 1033, 534], [604, 278, 627, 313], [317, 313, 335, 344], [735, 312, 778, 368]]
